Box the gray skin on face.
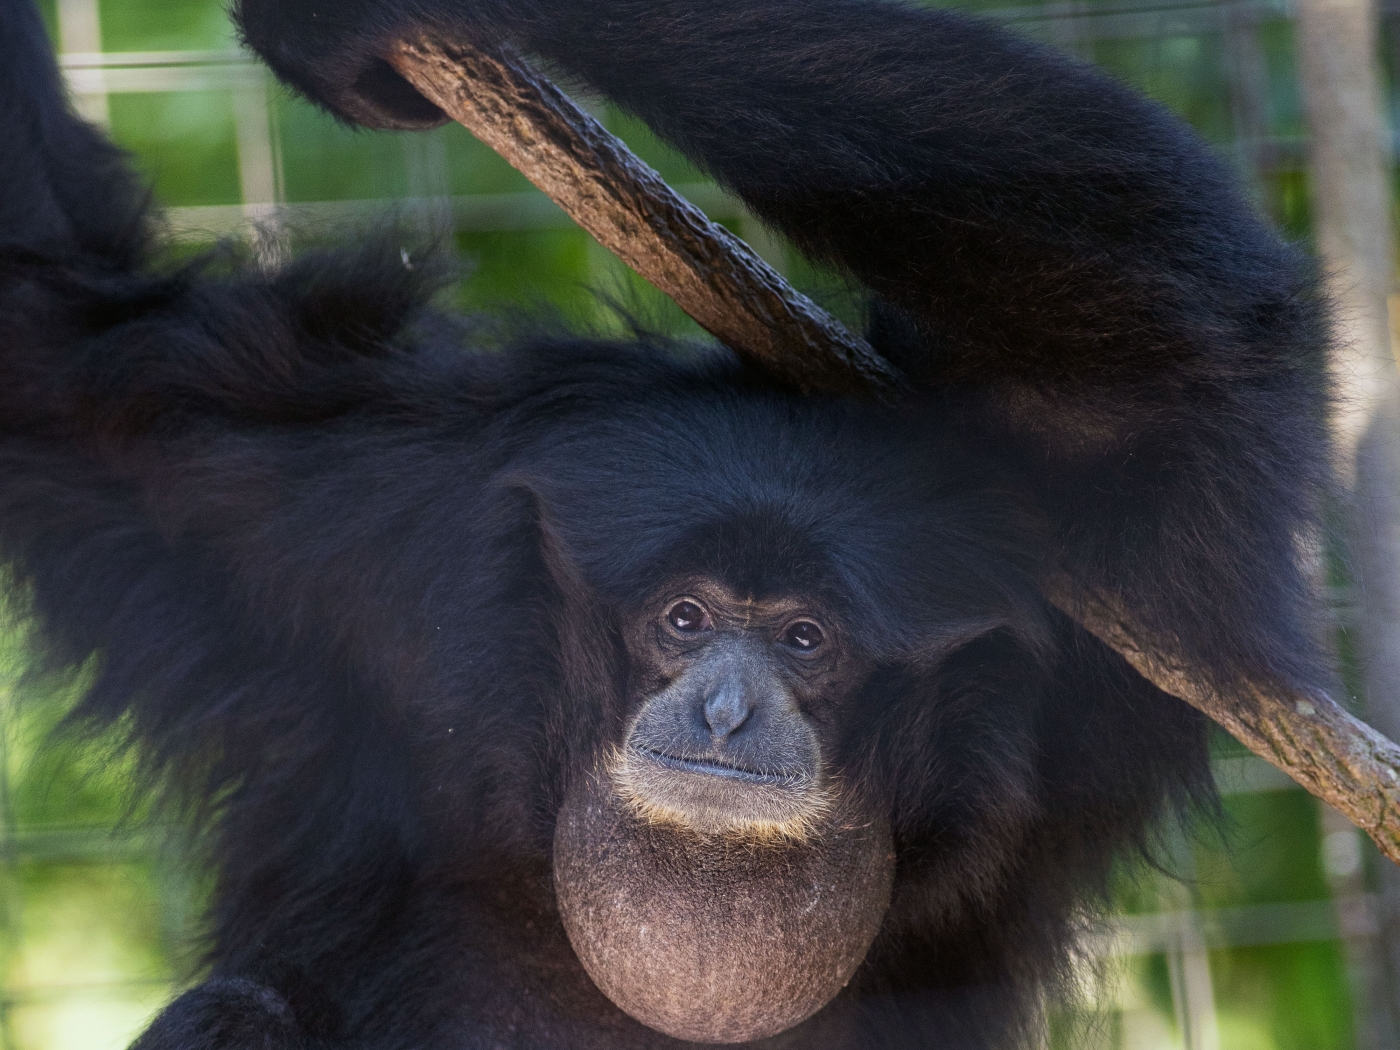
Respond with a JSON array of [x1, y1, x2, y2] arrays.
[[552, 582, 896, 1043], [612, 583, 850, 838], [614, 631, 829, 835]]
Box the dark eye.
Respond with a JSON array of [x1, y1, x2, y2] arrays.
[[666, 600, 712, 633], [782, 620, 824, 651]]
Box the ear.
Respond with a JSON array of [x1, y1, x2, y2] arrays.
[[834, 548, 1055, 674], [900, 614, 1034, 673], [523, 483, 597, 615], [508, 478, 627, 726]]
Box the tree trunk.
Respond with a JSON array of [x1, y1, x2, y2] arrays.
[[1296, 0, 1400, 1042]]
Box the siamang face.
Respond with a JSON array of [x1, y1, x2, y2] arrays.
[[551, 568, 897, 1044], [528, 407, 1048, 1041], [612, 577, 871, 840], [554, 573, 893, 1044]]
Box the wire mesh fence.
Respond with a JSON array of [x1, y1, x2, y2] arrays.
[[0, 0, 1397, 1048]]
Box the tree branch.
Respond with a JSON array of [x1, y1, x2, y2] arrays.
[[388, 37, 898, 395], [387, 35, 1400, 865], [1048, 583, 1400, 864]]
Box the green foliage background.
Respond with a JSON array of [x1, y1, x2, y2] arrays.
[[0, 1, 1392, 1048]]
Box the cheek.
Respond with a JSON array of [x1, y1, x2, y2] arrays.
[[618, 628, 714, 718], [620, 659, 680, 725], [790, 662, 872, 736]]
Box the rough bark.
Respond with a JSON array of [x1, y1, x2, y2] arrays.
[[388, 34, 1400, 867], [388, 38, 897, 395], [1051, 585, 1400, 863]]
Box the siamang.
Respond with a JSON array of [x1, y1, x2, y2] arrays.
[[0, 0, 1332, 1046]]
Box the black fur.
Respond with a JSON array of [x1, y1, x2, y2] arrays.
[[129, 980, 304, 1050], [0, 0, 1331, 1046]]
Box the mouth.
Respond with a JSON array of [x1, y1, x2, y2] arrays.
[[610, 743, 830, 839], [637, 747, 805, 787]]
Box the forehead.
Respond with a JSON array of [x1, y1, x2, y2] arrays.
[[530, 391, 1033, 629], [650, 503, 846, 593]]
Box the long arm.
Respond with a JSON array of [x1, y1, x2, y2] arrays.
[[237, 0, 1334, 695], [0, 0, 147, 264], [237, 0, 1321, 383], [0, 12, 457, 1036]]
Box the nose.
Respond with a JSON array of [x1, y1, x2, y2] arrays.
[[702, 681, 752, 741]]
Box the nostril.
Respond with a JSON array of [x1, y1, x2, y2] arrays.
[[702, 685, 752, 740]]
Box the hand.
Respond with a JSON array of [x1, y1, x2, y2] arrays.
[[235, 0, 482, 128]]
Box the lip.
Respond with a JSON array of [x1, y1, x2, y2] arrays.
[[637, 747, 804, 787]]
